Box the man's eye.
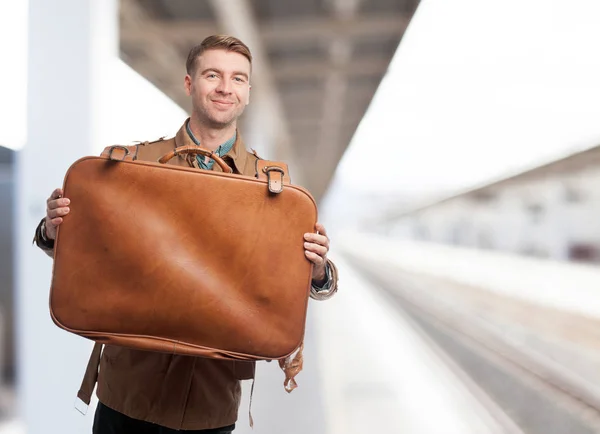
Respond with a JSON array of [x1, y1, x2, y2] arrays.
[[207, 73, 217, 78], [234, 77, 245, 82]]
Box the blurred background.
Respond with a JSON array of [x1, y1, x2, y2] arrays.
[[2, 0, 600, 432]]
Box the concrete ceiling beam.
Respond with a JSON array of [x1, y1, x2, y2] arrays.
[[207, 0, 295, 167], [272, 55, 390, 80], [120, 13, 410, 47]]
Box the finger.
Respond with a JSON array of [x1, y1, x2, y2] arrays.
[[304, 232, 329, 248], [304, 242, 328, 257], [49, 217, 63, 226], [315, 222, 328, 237], [47, 197, 70, 210], [48, 188, 64, 202], [47, 207, 70, 219], [304, 250, 325, 265]]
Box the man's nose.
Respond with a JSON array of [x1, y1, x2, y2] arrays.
[[216, 79, 232, 94]]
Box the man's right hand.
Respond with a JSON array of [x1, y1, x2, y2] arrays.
[[45, 188, 70, 240]]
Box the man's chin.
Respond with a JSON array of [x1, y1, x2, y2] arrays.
[[206, 115, 236, 128], [194, 106, 244, 128], [207, 111, 243, 127]]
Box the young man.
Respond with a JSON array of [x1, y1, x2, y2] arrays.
[[33, 35, 338, 433]]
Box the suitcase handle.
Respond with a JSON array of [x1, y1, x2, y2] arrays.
[[158, 146, 233, 173]]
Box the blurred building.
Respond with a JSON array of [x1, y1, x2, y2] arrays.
[[380, 145, 600, 263], [0, 146, 14, 384]]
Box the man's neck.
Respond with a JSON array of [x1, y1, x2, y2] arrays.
[[188, 116, 237, 151]]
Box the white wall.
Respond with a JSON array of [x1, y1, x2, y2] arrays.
[[9, 3, 189, 434], [97, 59, 188, 154], [0, 1, 28, 150]]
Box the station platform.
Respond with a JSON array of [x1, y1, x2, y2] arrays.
[[3, 233, 600, 433]]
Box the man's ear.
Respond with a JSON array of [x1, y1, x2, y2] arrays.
[[184, 74, 192, 96]]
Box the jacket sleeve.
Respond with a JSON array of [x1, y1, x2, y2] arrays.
[[233, 360, 256, 380], [32, 217, 54, 258], [309, 258, 338, 301]]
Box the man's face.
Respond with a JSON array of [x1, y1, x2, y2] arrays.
[[185, 49, 251, 128]]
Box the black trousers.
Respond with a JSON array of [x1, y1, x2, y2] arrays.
[[93, 402, 235, 434]]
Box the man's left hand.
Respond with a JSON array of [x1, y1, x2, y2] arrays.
[[304, 222, 330, 284]]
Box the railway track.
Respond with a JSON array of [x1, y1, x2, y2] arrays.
[[346, 256, 600, 434]]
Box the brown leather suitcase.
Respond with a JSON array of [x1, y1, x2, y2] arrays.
[[49, 146, 316, 362]]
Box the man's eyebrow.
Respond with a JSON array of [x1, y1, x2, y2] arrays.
[[200, 68, 222, 76], [233, 71, 249, 80]]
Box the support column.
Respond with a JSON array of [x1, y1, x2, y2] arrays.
[[208, 0, 305, 186], [15, 1, 118, 432]]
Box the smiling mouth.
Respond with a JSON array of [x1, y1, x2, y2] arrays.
[[212, 100, 234, 105]]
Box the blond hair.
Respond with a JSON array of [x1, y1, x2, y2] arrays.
[[186, 35, 252, 76]]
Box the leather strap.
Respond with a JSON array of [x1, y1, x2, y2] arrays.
[[100, 145, 138, 161], [76, 342, 103, 411], [278, 342, 304, 393], [158, 145, 232, 173], [256, 160, 290, 194], [249, 364, 256, 428]]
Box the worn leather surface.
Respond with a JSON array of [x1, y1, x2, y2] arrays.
[[49, 156, 316, 360]]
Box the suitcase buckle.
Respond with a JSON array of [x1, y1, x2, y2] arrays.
[[262, 166, 285, 194], [107, 145, 130, 161]]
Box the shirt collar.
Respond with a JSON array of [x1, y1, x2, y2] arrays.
[[186, 121, 236, 170], [175, 118, 248, 174], [185, 120, 236, 158]]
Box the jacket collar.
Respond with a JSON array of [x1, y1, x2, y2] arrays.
[[174, 118, 248, 174]]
